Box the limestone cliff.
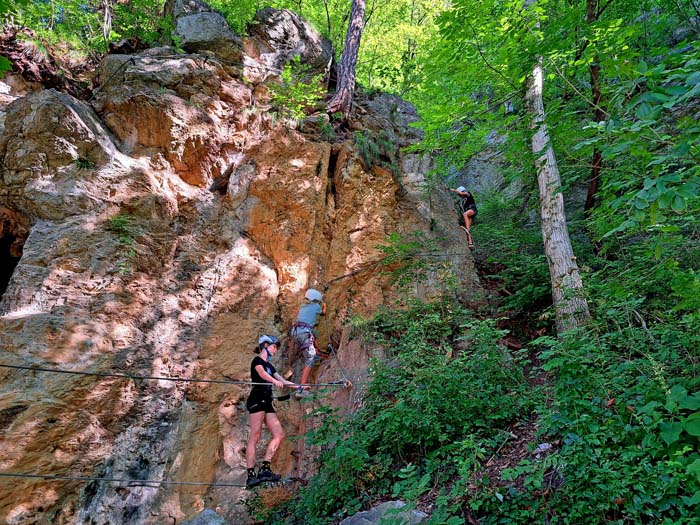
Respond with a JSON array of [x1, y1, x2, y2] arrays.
[[0, 7, 480, 524]]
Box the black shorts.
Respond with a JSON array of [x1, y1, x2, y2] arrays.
[[246, 389, 275, 414], [461, 203, 477, 215]]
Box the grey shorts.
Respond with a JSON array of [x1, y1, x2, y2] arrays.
[[292, 329, 321, 368]]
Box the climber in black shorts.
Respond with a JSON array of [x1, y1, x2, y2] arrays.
[[450, 186, 477, 248], [245, 334, 307, 487]]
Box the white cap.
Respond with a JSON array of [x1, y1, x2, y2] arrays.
[[456, 186, 466, 192], [304, 288, 323, 302]]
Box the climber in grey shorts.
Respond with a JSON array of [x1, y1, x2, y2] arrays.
[[290, 288, 326, 398]]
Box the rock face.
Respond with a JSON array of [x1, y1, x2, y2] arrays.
[[0, 7, 481, 525], [244, 8, 333, 82], [167, 0, 243, 61]]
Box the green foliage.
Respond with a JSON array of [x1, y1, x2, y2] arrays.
[[490, 326, 700, 525], [473, 194, 551, 317], [111, 0, 174, 45], [0, 56, 11, 77], [273, 299, 537, 524], [585, 44, 700, 240], [268, 57, 325, 121], [354, 130, 381, 167], [8, 0, 171, 55], [209, 0, 443, 96], [74, 157, 94, 170], [207, 0, 262, 34], [353, 129, 398, 174]]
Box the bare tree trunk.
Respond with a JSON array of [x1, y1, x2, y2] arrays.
[[327, 0, 366, 118], [102, 0, 113, 43], [584, 0, 606, 212], [526, 58, 592, 334]]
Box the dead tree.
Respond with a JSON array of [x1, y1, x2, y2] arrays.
[[526, 57, 592, 334]]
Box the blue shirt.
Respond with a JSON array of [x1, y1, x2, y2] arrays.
[[296, 302, 322, 327]]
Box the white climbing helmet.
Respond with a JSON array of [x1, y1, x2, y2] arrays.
[[258, 334, 280, 346], [457, 186, 466, 192], [304, 288, 323, 302]]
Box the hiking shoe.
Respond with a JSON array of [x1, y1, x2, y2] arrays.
[[258, 462, 280, 482], [318, 344, 333, 359], [295, 388, 311, 399], [246, 470, 260, 488]]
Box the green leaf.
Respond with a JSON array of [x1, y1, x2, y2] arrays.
[[674, 142, 691, 156], [676, 183, 698, 199], [669, 385, 688, 403], [638, 400, 661, 414], [0, 55, 11, 77], [686, 71, 700, 86], [680, 394, 700, 411], [636, 103, 652, 120], [686, 459, 700, 481], [682, 490, 700, 506], [637, 60, 648, 74], [634, 198, 649, 209], [660, 421, 683, 446], [682, 414, 700, 436], [671, 195, 687, 213], [658, 191, 674, 210]]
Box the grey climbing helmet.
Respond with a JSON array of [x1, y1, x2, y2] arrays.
[[304, 288, 323, 302], [258, 334, 280, 346], [457, 186, 466, 192]]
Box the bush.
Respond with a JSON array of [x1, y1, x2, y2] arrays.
[[274, 298, 538, 524]]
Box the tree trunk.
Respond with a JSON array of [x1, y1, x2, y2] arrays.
[[584, 0, 606, 212], [327, 0, 366, 118], [526, 58, 592, 334]]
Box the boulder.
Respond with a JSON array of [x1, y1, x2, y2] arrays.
[[0, 89, 122, 219], [93, 51, 254, 187], [0, 7, 482, 525], [166, 0, 242, 61], [182, 509, 226, 525], [1, 89, 118, 175], [244, 8, 333, 82], [340, 501, 427, 525]]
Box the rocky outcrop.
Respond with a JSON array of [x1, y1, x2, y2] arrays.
[[340, 500, 427, 525], [0, 6, 481, 525], [92, 47, 256, 187], [244, 8, 333, 82], [167, 0, 242, 61]]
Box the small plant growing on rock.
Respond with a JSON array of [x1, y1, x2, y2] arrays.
[[269, 57, 325, 121], [108, 213, 141, 274], [319, 120, 336, 141], [354, 130, 398, 171], [376, 231, 444, 290], [75, 157, 94, 170], [354, 131, 381, 168]]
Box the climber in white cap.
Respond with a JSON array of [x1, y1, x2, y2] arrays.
[[450, 186, 477, 248], [290, 288, 327, 398]]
